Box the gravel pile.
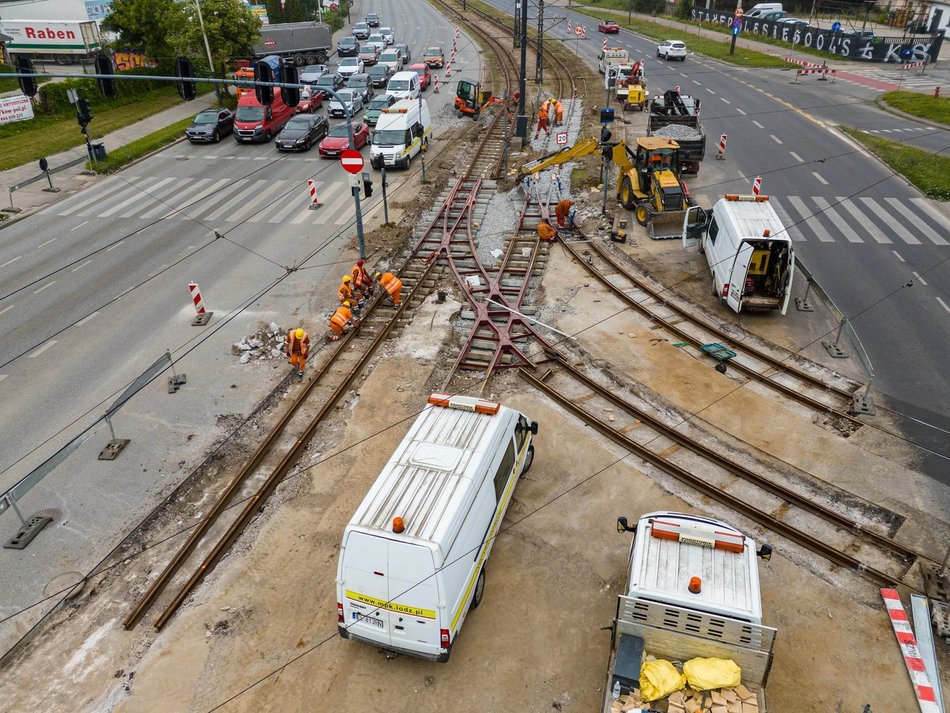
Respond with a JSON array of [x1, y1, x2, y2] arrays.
[[652, 124, 703, 141], [231, 322, 287, 364], [475, 190, 521, 266]]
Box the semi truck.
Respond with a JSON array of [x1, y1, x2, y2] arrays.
[[0, 19, 101, 64], [603, 512, 776, 711], [647, 90, 706, 175], [252, 21, 332, 66]]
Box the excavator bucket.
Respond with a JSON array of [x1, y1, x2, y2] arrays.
[[649, 209, 690, 240]]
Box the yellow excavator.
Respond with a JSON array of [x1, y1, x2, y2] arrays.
[[521, 136, 693, 240]]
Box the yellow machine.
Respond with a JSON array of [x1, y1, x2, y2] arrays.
[[615, 61, 647, 112]]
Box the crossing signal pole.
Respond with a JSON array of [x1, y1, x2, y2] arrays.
[[536, 0, 544, 83]]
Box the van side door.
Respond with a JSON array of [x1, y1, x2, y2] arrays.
[[682, 205, 707, 249]]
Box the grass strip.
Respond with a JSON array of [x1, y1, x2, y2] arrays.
[[88, 116, 193, 173], [879, 90, 950, 126], [839, 125, 950, 200]]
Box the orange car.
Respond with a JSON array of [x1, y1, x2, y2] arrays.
[[423, 47, 444, 68]]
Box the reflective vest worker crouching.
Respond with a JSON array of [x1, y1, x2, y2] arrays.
[[328, 303, 354, 341], [376, 272, 403, 307], [286, 328, 310, 376]]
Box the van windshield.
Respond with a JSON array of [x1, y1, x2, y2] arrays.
[[374, 129, 408, 145], [388, 80, 409, 91], [235, 106, 264, 122]]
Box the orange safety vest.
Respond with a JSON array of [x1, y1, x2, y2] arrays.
[[286, 330, 309, 356], [537, 221, 557, 241], [329, 306, 353, 336], [339, 281, 357, 303], [555, 200, 574, 221], [379, 273, 403, 304], [351, 264, 372, 288], [538, 104, 548, 119]]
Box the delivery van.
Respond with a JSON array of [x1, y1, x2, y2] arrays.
[[745, 3, 783, 17], [682, 194, 795, 314], [385, 69, 421, 100], [336, 393, 539, 662], [233, 90, 295, 143], [370, 98, 432, 169]]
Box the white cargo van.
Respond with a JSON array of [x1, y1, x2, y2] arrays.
[[745, 3, 783, 17], [370, 98, 432, 169], [385, 69, 420, 100], [683, 194, 795, 315], [336, 393, 539, 662]]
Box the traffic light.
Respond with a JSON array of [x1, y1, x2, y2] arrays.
[[254, 60, 275, 105], [76, 98, 93, 127], [95, 53, 117, 98], [362, 172, 373, 197], [280, 60, 300, 107], [14, 55, 38, 98], [175, 57, 197, 101]]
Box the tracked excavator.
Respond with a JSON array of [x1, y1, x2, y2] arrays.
[[521, 136, 697, 240]]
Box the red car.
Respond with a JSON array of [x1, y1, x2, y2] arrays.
[[408, 63, 431, 90], [319, 121, 369, 158], [296, 88, 324, 114], [598, 19, 620, 33]]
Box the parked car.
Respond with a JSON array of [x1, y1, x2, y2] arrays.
[[276, 114, 329, 151], [338, 36, 360, 57], [186, 108, 234, 143], [393, 43, 411, 65], [378, 49, 403, 73], [368, 63, 393, 88], [656, 39, 687, 60], [598, 19, 620, 33], [296, 88, 324, 114], [319, 121, 370, 157], [299, 64, 327, 84], [359, 43, 380, 66], [352, 21, 370, 39], [315, 72, 344, 93], [760, 10, 788, 21], [409, 63, 432, 90], [347, 73, 374, 103], [338, 56, 364, 78], [379, 26, 395, 45], [328, 88, 364, 118], [364, 93, 397, 126], [365, 13, 380, 27], [366, 34, 386, 53], [776, 17, 807, 26], [423, 46, 444, 68]]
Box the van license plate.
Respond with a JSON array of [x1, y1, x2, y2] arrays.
[[356, 613, 384, 629]]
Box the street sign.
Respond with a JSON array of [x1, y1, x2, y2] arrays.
[[732, 26, 740, 36], [340, 149, 364, 174], [732, 17, 742, 29], [735, 8, 744, 16], [556, 132, 568, 146], [575, 25, 586, 38], [39, 157, 48, 171], [831, 21, 841, 32]]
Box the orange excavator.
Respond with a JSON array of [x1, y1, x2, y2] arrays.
[[454, 78, 517, 119]]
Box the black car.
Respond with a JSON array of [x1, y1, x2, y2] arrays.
[[185, 108, 234, 143], [338, 36, 359, 56], [367, 63, 392, 88], [315, 72, 345, 93], [366, 13, 381, 27], [347, 73, 374, 103], [393, 43, 411, 65], [275, 114, 330, 152]]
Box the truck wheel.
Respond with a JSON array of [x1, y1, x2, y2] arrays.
[[316, 51, 328, 64], [635, 202, 650, 226], [470, 569, 486, 610], [305, 53, 317, 65], [619, 177, 636, 210], [521, 444, 535, 475], [293, 53, 306, 66]]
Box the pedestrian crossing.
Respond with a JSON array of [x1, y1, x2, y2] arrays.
[[836, 67, 939, 91], [53, 173, 365, 227], [693, 193, 949, 246]]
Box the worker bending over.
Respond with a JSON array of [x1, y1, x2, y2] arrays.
[[536, 220, 557, 242], [555, 199, 575, 229], [375, 272, 403, 307], [285, 327, 310, 376], [351, 259, 374, 297], [327, 302, 355, 341]]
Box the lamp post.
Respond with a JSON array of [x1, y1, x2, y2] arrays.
[[194, 0, 221, 105]]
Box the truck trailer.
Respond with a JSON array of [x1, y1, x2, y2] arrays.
[[647, 90, 706, 175], [0, 19, 101, 64], [252, 21, 332, 66]]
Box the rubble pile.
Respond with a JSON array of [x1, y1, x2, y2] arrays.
[[610, 684, 760, 713], [651, 124, 703, 141], [231, 322, 286, 364]]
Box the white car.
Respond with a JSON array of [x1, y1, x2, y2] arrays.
[[366, 34, 386, 53], [328, 88, 364, 118], [656, 40, 687, 61], [379, 26, 395, 45], [337, 56, 364, 78]]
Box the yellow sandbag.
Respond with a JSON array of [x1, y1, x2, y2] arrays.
[[639, 659, 686, 701], [683, 657, 742, 690]]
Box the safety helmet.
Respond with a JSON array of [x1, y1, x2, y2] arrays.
[[342, 301, 351, 308], [374, 271, 380, 278], [295, 328, 304, 339], [357, 259, 365, 266], [342, 275, 351, 282]]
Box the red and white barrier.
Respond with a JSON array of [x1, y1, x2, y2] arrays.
[[603, 38, 608, 51], [433, 76, 440, 93], [307, 178, 320, 210], [454, 25, 460, 36], [445, 62, 452, 78], [752, 176, 762, 196], [567, 20, 572, 33], [716, 134, 727, 160], [784, 56, 821, 68], [881, 589, 940, 713]]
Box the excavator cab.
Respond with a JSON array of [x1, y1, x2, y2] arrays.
[[455, 78, 492, 118]]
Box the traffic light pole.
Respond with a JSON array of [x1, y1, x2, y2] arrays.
[[345, 109, 367, 260]]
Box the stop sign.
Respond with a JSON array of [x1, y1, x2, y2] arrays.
[[340, 149, 364, 174]]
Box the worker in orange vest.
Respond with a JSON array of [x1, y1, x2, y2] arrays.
[[553, 99, 564, 125], [375, 271, 403, 307], [327, 302, 355, 341], [536, 220, 557, 241], [351, 259, 374, 297], [555, 198, 575, 229], [285, 327, 310, 376], [338, 275, 361, 311], [534, 102, 550, 139]]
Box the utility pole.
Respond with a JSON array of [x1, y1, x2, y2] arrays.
[[517, 0, 528, 145], [514, 0, 521, 49], [194, 0, 222, 106], [535, 0, 544, 83]]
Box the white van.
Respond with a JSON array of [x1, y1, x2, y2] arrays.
[[336, 393, 539, 662], [745, 3, 783, 17], [385, 70, 420, 100], [370, 98, 432, 169], [682, 194, 795, 314]]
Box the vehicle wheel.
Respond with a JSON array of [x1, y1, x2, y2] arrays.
[[212, 130, 220, 143], [293, 53, 306, 66], [619, 177, 636, 210], [305, 52, 317, 65], [316, 51, 328, 64], [470, 569, 486, 610], [715, 363, 728, 374], [635, 201, 650, 226], [521, 444, 534, 475], [710, 275, 719, 296], [264, 131, 272, 143]]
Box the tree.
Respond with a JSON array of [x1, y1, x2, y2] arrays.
[[103, 0, 185, 60], [168, 0, 262, 75], [674, 0, 693, 20], [265, 0, 314, 24]]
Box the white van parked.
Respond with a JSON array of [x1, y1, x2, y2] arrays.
[[370, 98, 432, 169], [683, 194, 795, 314], [745, 3, 783, 17], [336, 393, 539, 662], [385, 69, 421, 100]]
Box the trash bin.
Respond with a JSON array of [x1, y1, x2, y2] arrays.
[[90, 142, 107, 161]]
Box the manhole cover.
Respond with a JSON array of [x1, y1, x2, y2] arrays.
[[44, 571, 86, 600]]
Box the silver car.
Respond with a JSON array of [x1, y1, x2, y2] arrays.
[[328, 88, 364, 118], [299, 64, 327, 84], [379, 27, 394, 45]]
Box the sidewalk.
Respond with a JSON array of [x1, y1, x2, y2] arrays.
[[0, 93, 216, 227]]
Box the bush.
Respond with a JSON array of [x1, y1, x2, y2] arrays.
[[674, 0, 693, 20]]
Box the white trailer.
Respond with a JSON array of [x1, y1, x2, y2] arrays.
[[0, 19, 100, 63]]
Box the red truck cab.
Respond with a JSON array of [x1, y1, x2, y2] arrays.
[[233, 91, 294, 143]]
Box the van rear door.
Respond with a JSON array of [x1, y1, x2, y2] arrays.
[[727, 241, 755, 313], [388, 542, 441, 658], [340, 531, 392, 645], [780, 250, 795, 315]]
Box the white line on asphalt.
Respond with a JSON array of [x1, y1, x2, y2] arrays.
[[736, 108, 747, 115], [28, 340, 58, 358], [837, 197, 891, 243], [789, 151, 804, 162], [912, 272, 928, 286], [721, 97, 731, 104], [705, 88, 715, 95], [37, 238, 58, 248], [811, 172, 828, 185], [75, 311, 100, 327], [0, 375, 6, 383], [70, 220, 88, 231], [884, 197, 944, 245], [752, 120, 764, 128], [692, 80, 701, 85], [105, 240, 126, 251], [770, 134, 784, 144], [910, 198, 950, 242], [938, 297, 950, 314], [33, 281, 56, 294], [813, 196, 862, 242], [0, 304, 14, 316], [71, 259, 93, 272], [892, 250, 905, 262], [1, 256, 21, 268]]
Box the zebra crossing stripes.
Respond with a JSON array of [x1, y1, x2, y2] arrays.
[[859, 197, 920, 245], [784, 195, 836, 243], [812, 196, 863, 243], [836, 197, 891, 244], [885, 197, 948, 246]]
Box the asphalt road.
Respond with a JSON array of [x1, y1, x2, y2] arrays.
[[0, 0, 476, 648]]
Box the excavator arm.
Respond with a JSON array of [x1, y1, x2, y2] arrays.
[[520, 137, 601, 176]]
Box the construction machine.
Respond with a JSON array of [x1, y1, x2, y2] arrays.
[[610, 60, 647, 112], [455, 78, 516, 118]]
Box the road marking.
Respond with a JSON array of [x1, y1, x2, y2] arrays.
[[203, 178, 264, 221], [37, 238, 58, 248], [70, 220, 88, 231], [858, 197, 912, 243], [71, 259, 93, 272], [892, 250, 905, 262], [885, 197, 944, 244], [720, 97, 731, 104], [813, 196, 862, 242], [75, 311, 100, 327], [705, 88, 716, 94], [0, 304, 14, 316], [0, 375, 6, 383], [225, 180, 288, 223], [99, 176, 173, 217], [786, 196, 834, 242], [752, 120, 764, 128], [105, 240, 126, 251], [811, 172, 828, 185], [28, 340, 58, 358], [789, 151, 804, 163], [837, 197, 891, 243], [1, 256, 21, 268], [912, 271, 927, 286], [770, 134, 784, 144], [692, 79, 701, 85], [911, 198, 950, 238], [33, 281, 56, 294], [736, 108, 747, 115], [938, 297, 950, 314]]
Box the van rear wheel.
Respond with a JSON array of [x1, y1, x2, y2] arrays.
[[470, 569, 486, 610]]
